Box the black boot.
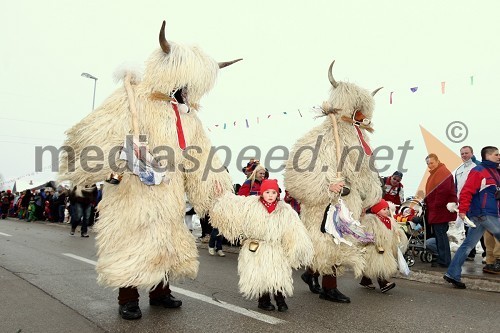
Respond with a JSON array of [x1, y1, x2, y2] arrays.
[[119, 301, 142, 320], [319, 288, 351, 303], [149, 282, 182, 308], [274, 292, 288, 312], [301, 271, 321, 294], [258, 293, 275, 311], [378, 278, 396, 293], [149, 294, 183, 308], [118, 287, 142, 320]]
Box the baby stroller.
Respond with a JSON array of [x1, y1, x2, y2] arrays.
[[395, 198, 434, 266]]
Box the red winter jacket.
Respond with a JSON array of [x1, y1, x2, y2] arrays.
[[459, 161, 500, 218], [424, 163, 457, 224], [237, 179, 262, 196]]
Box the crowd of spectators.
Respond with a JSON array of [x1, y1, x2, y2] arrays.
[[1, 184, 102, 233]]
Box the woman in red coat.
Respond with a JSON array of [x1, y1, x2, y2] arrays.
[[424, 154, 457, 268], [238, 165, 267, 196]]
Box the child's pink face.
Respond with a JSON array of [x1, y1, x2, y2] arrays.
[[262, 190, 278, 203], [377, 207, 390, 217]]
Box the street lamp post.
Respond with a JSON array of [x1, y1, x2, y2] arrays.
[[81, 72, 98, 110]]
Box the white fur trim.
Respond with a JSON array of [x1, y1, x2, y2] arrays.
[[113, 63, 143, 84]]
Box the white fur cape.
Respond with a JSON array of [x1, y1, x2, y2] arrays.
[[210, 193, 314, 299], [360, 214, 409, 280], [284, 77, 383, 277], [59, 40, 234, 290]]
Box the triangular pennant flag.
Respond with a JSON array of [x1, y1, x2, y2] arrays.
[[390, 91, 394, 104], [441, 81, 446, 94], [416, 126, 462, 195], [410, 87, 418, 93]]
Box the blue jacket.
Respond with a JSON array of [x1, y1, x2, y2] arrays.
[[459, 160, 500, 218]]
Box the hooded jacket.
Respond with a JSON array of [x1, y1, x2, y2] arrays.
[[459, 160, 500, 218]]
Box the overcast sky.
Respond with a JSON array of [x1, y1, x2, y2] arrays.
[[1, 0, 497, 195]]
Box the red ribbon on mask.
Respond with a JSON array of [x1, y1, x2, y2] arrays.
[[354, 126, 372, 156], [171, 103, 186, 150]]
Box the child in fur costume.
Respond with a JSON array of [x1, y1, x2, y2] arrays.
[[359, 199, 408, 293], [210, 179, 314, 312]]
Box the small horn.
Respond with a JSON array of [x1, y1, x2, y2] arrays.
[[159, 20, 171, 54], [219, 58, 243, 69], [328, 60, 339, 88], [371, 87, 383, 96]]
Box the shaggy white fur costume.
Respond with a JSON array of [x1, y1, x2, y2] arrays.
[[210, 193, 313, 299], [360, 214, 409, 280], [60, 22, 237, 290], [284, 61, 383, 277]]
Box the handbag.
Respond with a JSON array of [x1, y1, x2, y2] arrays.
[[397, 248, 410, 276]]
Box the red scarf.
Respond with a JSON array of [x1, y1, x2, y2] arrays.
[[376, 214, 392, 230], [260, 197, 278, 214]]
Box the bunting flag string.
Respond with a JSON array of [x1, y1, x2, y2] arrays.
[[205, 73, 476, 131]]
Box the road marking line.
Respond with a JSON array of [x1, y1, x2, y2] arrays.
[[0, 232, 12, 237], [62, 252, 286, 325], [169, 286, 286, 325], [62, 253, 97, 265]]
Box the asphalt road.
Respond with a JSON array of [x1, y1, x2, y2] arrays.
[[1, 218, 499, 333]]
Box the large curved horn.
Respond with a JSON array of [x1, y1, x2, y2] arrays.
[[328, 60, 339, 88], [159, 20, 171, 54], [371, 87, 383, 96], [218, 58, 243, 69]]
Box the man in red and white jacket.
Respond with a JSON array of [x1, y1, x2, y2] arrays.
[[444, 146, 500, 288], [382, 171, 405, 208]]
